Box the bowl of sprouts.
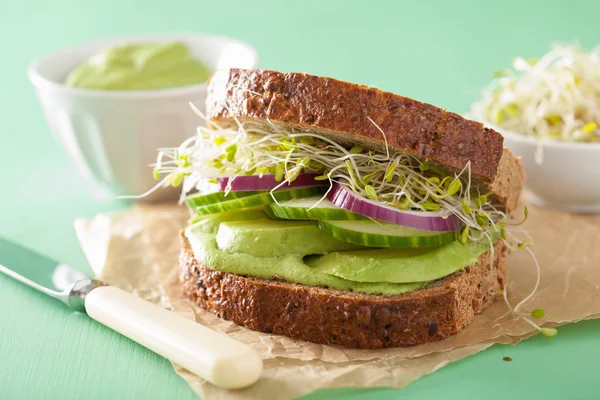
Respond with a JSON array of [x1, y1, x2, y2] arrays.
[[469, 44, 600, 213]]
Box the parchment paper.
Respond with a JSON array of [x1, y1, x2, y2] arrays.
[[74, 205, 600, 400]]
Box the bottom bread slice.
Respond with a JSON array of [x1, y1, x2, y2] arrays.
[[179, 235, 507, 349]]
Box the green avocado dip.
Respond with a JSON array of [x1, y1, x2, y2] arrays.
[[65, 41, 212, 91], [184, 208, 495, 296]]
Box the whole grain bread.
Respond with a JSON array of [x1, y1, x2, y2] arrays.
[[206, 69, 524, 214], [180, 234, 507, 349]]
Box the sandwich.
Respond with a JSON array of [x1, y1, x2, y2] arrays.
[[152, 69, 525, 349]]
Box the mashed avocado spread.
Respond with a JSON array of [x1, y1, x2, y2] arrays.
[[65, 42, 212, 90], [185, 209, 494, 295]]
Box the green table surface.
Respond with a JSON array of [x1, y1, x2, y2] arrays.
[[1, 0, 599, 399]]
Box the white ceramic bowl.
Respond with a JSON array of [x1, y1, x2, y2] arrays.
[[28, 34, 258, 201], [488, 123, 600, 213]]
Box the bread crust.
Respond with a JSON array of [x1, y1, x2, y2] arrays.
[[206, 68, 523, 214], [207, 69, 504, 181], [180, 235, 507, 349]]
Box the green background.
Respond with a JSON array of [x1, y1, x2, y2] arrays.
[[1, 0, 599, 399]]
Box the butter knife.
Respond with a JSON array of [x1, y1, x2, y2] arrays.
[[0, 237, 262, 389]]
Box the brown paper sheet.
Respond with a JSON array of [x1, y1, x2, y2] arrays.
[[74, 205, 600, 400]]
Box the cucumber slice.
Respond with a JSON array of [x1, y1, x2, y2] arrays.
[[194, 186, 325, 216], [267, 197, 367, 221], [216, 219, 362, 257], [319, 220, 457, 248], [189, 207, 267, 233], [185, 191, 260, 209]]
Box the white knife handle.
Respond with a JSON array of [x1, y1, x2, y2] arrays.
[[85, 286, 262, 389]]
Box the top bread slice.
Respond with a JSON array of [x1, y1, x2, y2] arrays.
[[205, 69, 524, 214]]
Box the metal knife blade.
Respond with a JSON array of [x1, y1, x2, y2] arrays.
[[0, 237, 99, 310]]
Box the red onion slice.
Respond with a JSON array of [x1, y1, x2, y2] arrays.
[[217, 174, 327, 191], [327, 183, 461, 232]]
